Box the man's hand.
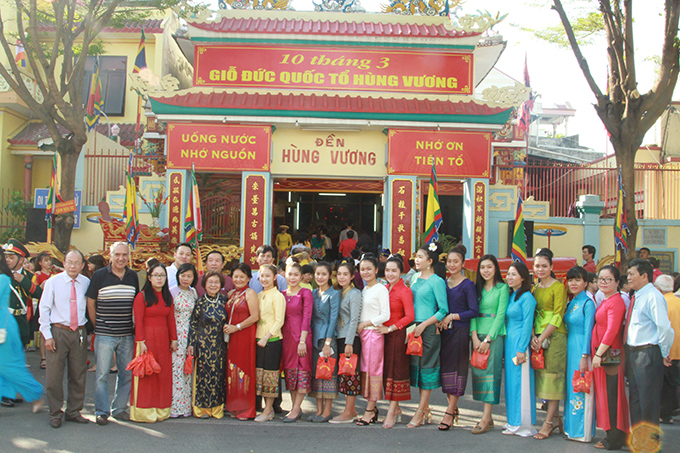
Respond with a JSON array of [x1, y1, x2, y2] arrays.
[[45, 338, 56, 352]]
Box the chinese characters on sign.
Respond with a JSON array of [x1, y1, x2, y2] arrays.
[[168, 173, 183, 244], [194, 45, 473, 95], [167, 124, 271, 172], [388, 129, 492, 178], [242, 175, 267, 267], [472, 181, 486, 259], [390, 179, 413, 266]]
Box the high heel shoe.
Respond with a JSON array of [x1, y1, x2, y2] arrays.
[[356, 408, 379, 426], [406, 408, 432, 428], [382, 410, 402, 429], [438, 412, 454, 431], [533, 416, 563, 440]]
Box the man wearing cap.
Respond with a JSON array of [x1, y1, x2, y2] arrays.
[[1, 239, 42, 408], [39, 250, 90, 428]]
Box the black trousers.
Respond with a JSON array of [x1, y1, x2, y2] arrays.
[[625, 345, 663, 427], [603, 372, 626, 449], [660, 359, 680, 419]]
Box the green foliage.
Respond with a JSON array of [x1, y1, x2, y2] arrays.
[[1, 192, 32, 244], [523, 11, 605, 48], [418, 232, 459, 256]]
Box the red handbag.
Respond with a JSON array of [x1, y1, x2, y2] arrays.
[[406, 332, 423, 356], [470, 349, 490, 370], [184, 354, 194, 375], [572, 370, 592, 394], [338, 354, 358, 376], [316, 356, 336, 380], [530, 349, 545, 369]]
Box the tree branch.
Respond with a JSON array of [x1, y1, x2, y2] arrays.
[[623, 0, 636, 90]]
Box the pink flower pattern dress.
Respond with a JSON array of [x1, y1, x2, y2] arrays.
[[170, 286, 197, 417]]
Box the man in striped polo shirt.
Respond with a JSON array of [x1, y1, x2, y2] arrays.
[[86, 242, 139, 426]]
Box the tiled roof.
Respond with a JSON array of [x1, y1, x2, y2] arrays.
[[37, 19, 163, 34], [8, 122, 142, 148], [190, 16, 478, 39], [152, 91, 508, 117]]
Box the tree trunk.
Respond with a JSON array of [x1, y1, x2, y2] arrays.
[[614, 142, 638, 267], [53, 140, 81, 253]]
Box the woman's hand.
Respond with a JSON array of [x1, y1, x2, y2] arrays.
[[297, 341, 307, 358], [186, 345, 194, 357], [530, 334, 541, 352], [223, 324, 239, 335], [322, 344, 332, 358], [344, 344, 353, 358], [579, 356, 588, 373], [478, 340, 490, 354], [170, 340, 178, 352], [515, 351, 526, 365], [592, 355, 602, 369], [376, 325, 391, 335], [257, 338, 267, 348], [356, 321, 370, 334], [413, 323, 425, 338], [139, 341, 148, 355]]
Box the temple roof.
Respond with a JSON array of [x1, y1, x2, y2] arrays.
[[8, 122, 141, 148]]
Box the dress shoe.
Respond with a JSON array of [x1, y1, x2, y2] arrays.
[[15, 396, 24, 403], [96, 415, 108, 426], [254, 411, 275, 422], [50, 418, 62, 429], [65, 414, 90, 424], [112, 412, 129, 421], [1, 397, 15, 407]]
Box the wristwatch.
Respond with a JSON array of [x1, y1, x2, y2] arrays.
[[483, 338, 490, 344], [324, 339, 331, 346]]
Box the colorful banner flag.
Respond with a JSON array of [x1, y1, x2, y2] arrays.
[[511, 192, 528, 266], [45, 154, 64, 229], [85, 57, 103, 132], [518, 53, 534, 134], [133, 29, 147, 73], [123, 153, 140, 249], [614, 167, 630, 268], [423, 160, 443, 245], [15, 40, 26, 68], [184, 165, 203, 246]]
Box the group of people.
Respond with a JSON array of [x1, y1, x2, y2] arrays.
[[1, 236, 678, 452]]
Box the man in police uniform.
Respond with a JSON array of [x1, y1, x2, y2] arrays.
[[1, 239, 42, 407]]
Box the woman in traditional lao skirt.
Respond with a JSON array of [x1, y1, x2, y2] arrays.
[[563, 266, 596, 442], [470, 255, 508, 434], [503, 261, 537, 437], [592, 265, 629, 450], [531, 248, 567, 439], [329, 259, 362, 424], [130, 263, 178, 423], [187, 271, 228, 419], [378, 255, 414, 428], [355, 255, 390, 426], [406, 242, 448, 428], [169, 263, 198, 418], [438, 244, 479, 431], [281, 262, 313, 422], [224, 263, 259, 420]]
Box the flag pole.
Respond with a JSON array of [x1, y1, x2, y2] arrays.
[[192, 163, 203, 273]]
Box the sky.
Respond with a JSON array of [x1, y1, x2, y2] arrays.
[[207, 0, 673, 152]]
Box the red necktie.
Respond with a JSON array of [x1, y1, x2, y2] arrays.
[[70, 279, 78, 331], [623, 293, 635, 345]]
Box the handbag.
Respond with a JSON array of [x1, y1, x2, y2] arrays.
[[572, 370, 592, 394], [184, 354, 194, 375], [530, 349, 545, 369], [316, 356, 336, 380], [600, 347, 621, 366], [470, 349, 490, 370], [406, 332, 423, 356], [338, 353, 358, 376]]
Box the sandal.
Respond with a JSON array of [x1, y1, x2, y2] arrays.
[[356, 408, 379, 426], [594, 441, 606, 449], [40, 358, 46, 369], [471, 420, 494, 434], [438, 412, 454, 431], [534, 416, 563, 440]]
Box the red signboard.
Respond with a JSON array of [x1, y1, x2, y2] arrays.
[[472, 181, 486, 259], [55, 200, 77, 215], [194, 45, 473, 95], [167, 123, 271, 172], [168, 172, 183, 244], [390, 179, 414, 264], [242, 174, 267, 267], [388, 129, 492, 178]]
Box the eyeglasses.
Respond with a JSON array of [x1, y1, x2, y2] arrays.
[[150, 274, 166, 279], [598, 277, 615, 284], [64, 261, 82, 267]]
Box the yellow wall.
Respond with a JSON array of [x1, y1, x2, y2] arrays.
[[531, 223, 584, 260], [0, 109, 29, 191]]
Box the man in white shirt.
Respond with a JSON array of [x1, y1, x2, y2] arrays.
[[167, 242, 193, 289], [39, 250, 90, 428]]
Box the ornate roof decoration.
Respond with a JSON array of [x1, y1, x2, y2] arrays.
[[312, 0, 365, 13], [450, 10, 507, 34], [381, 0, 461, 17], [218, 0, 291, 10], [481, 82, 532, 108], [129, 73, 181, 98]]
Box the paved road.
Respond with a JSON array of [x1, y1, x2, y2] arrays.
[[1, 350, 677, 452]]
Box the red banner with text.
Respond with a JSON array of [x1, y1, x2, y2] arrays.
[[168, 172, 183, 244], [388, 129, 492, 178], [390, 179, 413, 264], [472, 181, 486, 258], [167, 123, 271, 172], [194, 45, 473, 95], [242, 174, 267, 267]]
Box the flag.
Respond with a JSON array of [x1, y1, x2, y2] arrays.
[[123, 153, 140, 248], [511, 192, 528, 266], [184, 165, 203, 247], [133, 29, 147, 73], [15, 40, 26, 68], [614, 167, 630, 268], [85, 57, 103, 132], [45, 154, 64, 229], [518, 53, 534, 134], [423, 160, 443, 245]]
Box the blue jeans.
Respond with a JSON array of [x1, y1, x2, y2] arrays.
[[94, 335, 134, 417]]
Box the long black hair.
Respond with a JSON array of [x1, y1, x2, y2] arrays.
[[0, 250, 12, 279], [143, 263, 172, 307], [509, 261, 532, 299], [475, 254, 504, 296]]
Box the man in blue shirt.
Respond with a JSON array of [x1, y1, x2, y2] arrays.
[[625, 259, 674, 432], [249, 245, 286, 293]]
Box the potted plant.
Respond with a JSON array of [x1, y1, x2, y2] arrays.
[[139, 186, 168, 229]]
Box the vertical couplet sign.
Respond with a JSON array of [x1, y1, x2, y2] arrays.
[[390, 179, 414, 262], [472, 181, 486, 259], [242, 174, 267, 267], [168, 172, 183, 244]]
